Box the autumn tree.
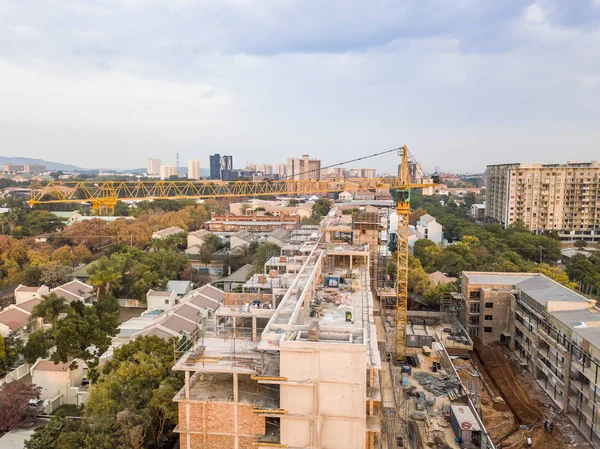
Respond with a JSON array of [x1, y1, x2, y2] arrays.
[[0, 380, 41, 432]]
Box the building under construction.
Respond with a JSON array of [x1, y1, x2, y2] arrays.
[[171, 207, 500, 449]]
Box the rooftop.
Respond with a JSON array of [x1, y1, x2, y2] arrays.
[[153, 226, 185, 238]]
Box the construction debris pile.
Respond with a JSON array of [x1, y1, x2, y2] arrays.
[[413, 372, 462, 398]]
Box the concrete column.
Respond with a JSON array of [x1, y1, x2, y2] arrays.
[[252, 316, 257, 342], [185, 370, 190, 400], [232, 316, 236, 339], [350, 255, 353, 270], [233, 372, 239, 402], [562, 353, 572, 414]]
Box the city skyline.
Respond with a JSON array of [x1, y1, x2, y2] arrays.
[[1, 2, 599, 173]]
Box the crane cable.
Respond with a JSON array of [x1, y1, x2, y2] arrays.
[[280, 146, 403, 180]]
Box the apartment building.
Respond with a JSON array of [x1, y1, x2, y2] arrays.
[[209, 154, 233, 180], [485, 161, 600, 242], [188, 159, 200, 180], [147, 158, 161, 176], [160, 165, 177, 180], [460, 272, 600, 447], [173, 212, 382, 449], [286, 155, 321, 181], [206, 212, 301, 232], [24, 164, 46, 174]]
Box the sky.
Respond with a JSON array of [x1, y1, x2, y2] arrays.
[[0, 0, 599, 174]]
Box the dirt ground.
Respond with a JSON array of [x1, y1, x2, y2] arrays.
[[474, 341, 591, 449]]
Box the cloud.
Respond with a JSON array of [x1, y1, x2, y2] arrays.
[[0, 0, 598, 172]]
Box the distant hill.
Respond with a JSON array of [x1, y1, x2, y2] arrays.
[[0, 156, 83, 172]]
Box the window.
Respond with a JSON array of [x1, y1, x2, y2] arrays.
[[484, 327, 493, 333], [469, 316, 480, 326], [485, 315, 493, 321], [164, 299, 170, 304], [470, 303, 480, 314], [485, 302, 493, 308]]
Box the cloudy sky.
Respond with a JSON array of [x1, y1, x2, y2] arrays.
[[0, 0, 599, 173]]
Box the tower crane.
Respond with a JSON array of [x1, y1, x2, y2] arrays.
[[28, 146, 437, 361]]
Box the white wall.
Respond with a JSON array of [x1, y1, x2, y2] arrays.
[[147, 291, 177, 310], [32, 361, 85, 405]]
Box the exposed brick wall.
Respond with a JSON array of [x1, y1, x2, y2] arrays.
[[222, 293, 272, 306], [189, 434, 204, 449], [237, 403, 266, 435], [180, 401, 266, 448], [187, 403, 205, 431], [206, 403, 234, 433], [206, 435, 235, 448]]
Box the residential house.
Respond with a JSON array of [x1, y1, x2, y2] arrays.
[[31, 359, 87, 409], [230, 230, 257, 250], [147, 289, 177, 311], [53, 280, 94, 305], [416, 214, 444, 245], [187, 229, 210, 249], [213, 264, 254, 292], [152, 226, 186, 239], [338, 191, 353, 202], [267, 229, 290, 247], [14, 284, 49, 304], [51, 211, 83, 226], [428, 271, 457, 286], [166, 280, 193, 298], [0, 297, 44, 338]]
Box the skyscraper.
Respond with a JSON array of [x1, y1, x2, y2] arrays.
[[147, 158, 161, 176], [209, 154, 234, 180], [188, 159, 200, 180]]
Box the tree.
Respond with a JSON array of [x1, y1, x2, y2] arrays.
[[22, 266, 43, 286], [0, 334, 6, 376], [50, 303, 119, 381], [40, 261, 72, 287], [50, 246, 75, 266], [408, 258, 431, 297], [312, 198, 333, 219], [254, 242, 281, 270], [89, 266, 123, 300], [409, 208, 427, 226], [31, 293, 69, 328], [0, 380, 41, 432], [574, 240, 588, 250], [23, 330, 54, 364], [288, 199, 299, 207]]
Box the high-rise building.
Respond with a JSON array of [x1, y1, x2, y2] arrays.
[[485, 161, 600, 242], [348, 168, 376, 178], [160, 165, 177, 180], [147, 158, 161, 176], [264, 164, 273, 175], [209, 154, 234, 180], [274, 163, 287, 177], [286, 154, 321, 181], [188, 159, 200, 180]]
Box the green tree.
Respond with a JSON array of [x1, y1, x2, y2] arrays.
[[22, 266, 43, 286], [408, 257, 431, 297], [31, 293, 69, 328], [89, 266, 123, 300], [312, 198, 333, 219], [574, 240, 588, 250], [50, 302, 119, 382], [23, 330, 54, 364], [254, 242, 281, 270], [0, 334, 6, 376]]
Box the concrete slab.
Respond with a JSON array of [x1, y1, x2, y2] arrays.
[[0, 426, 37, 448]]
